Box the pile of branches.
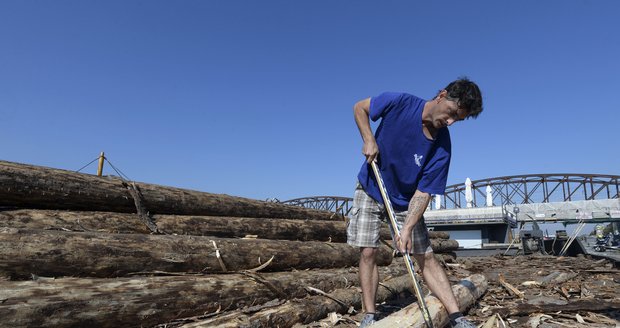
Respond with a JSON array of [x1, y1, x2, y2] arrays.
[[448, 254, 620, 328]]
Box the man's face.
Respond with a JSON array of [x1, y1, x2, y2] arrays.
[[431, 93, 467, 129]]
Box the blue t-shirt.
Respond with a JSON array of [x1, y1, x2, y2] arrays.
[[357, 92, 451, 211]]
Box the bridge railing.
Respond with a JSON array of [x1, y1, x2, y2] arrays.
[[281, 174, 620, 217], [437, 174, 620, 210], [281, 196, 354, 217]]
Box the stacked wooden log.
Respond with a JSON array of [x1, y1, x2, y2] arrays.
[[0, 160, 462, 327]]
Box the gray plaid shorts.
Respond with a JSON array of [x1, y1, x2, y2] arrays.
[[346, 183, 432, 254]]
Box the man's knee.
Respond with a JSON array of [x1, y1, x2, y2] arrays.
[[413, 250, 433, 260], [422, 252, 435, 262], [360, 247, 378, 262], [412, 252, 436, 270]]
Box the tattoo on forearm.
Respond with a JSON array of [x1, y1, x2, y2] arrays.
[[406, 195, 429, 225]]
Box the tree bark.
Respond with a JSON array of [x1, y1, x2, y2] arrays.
[[427, 231, 450, 239], [178, 274, 415, 328], [437, 252, 457, 263], [371, 274, 488, 328], [0, 209, 449, 242], [386, 239, 459, 254], [0, 160, 336, 220], [0, 266, 406, 328], [493, 299, 620, 317], [0, 209, 358, 242], [428, 239, 459, 252], [0, 227, 393, 279]]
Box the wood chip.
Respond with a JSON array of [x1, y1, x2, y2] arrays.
[[498, 273, 524, 299], [575, 313, 585, 324]]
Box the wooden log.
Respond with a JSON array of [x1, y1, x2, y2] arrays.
[[380, 230, 450, 240], [0, 266, 407, 328], [0, 209, 451, 242], [437, 252, 457, 263], [0, 209, 368, 242], [427, 230, 450, 239], [428, 238, 459, 252], [178, 274, 415, 328], [537, 271, 578, 286], [493, 299, 620, 316], [387, 239, 459, 254], [0, 160, 336, 220], [372, 274, 488, 328], [0, 227, 393, 278]]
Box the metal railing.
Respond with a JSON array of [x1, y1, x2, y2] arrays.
[[439, 174, 620, 210], [281, 174, 620, 217]]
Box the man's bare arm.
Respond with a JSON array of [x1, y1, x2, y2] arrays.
[[404, 190, 431, 230], [353, 98, 379, 163], [398, 190, 431, 253]]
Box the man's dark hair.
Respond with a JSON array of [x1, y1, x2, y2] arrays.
[[442, 77, 483, 118]]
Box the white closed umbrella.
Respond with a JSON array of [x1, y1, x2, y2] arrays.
[[486, 185, 493, 207], [435, 194, 441, 210], [465, 178, 473, 208]]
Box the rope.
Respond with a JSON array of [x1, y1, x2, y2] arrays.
[[75, 156, 100, 173], [77, 154, 160, 234], [75, 155, 130, 181], [104, 158, 131, 181]]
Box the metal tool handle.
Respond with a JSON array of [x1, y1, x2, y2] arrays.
[[370, 161, 434, 328]]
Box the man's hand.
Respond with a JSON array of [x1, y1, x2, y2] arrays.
[[362, 141, 379, 163], [397, 191, 432, 254], [396, 226, 414, 254]]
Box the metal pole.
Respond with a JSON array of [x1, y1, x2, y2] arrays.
[[370, 161, 434, 328], [504, 207, 520, 255], [97, 152, 105, 176]]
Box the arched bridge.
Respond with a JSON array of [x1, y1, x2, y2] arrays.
[[440, 173, 619, 208], [281, 196, 354, 217], [281, 174, 620, 224]]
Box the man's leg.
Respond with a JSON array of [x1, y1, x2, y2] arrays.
[[406, 217, 475, 327], [347, 183, 382, 326], [396, 213, 460, 312], [413, 252, 476, 327], [359, 247, 379, 314], [412, 252, 460, 313]]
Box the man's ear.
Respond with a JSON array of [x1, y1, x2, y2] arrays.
[[436, 89, 447, 102]]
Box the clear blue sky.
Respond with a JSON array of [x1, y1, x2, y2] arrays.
[[1, 1, 618, 202]]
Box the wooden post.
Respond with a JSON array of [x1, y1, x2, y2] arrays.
[[96, 152, 105, 176]]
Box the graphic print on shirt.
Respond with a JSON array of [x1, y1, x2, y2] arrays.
[[414, 154, 423, 167]]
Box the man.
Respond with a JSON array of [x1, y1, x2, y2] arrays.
[[347, 78, 483, 328]]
